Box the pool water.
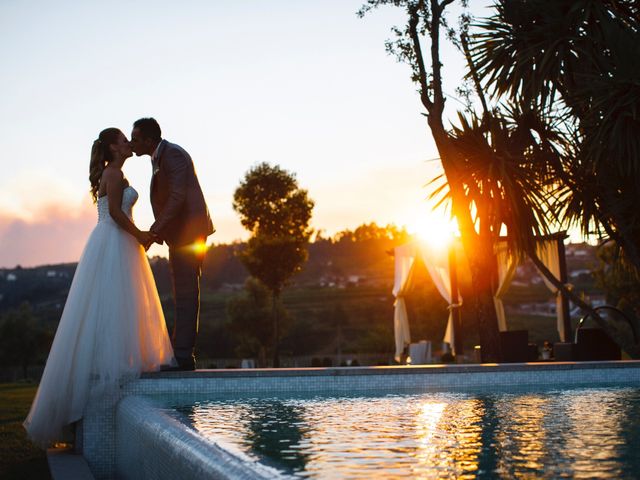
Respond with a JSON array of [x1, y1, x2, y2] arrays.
[[170, 386, 640, 479]]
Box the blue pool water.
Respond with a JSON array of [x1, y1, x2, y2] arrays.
[[168, 386, 640, 479]]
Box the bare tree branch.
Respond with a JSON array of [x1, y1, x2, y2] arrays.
[[461, 33, 489, 118], [429, 0, 446, 120], [407, 1, 434, 112]]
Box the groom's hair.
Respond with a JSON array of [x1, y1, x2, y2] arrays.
[[133, 117, 162, 142]]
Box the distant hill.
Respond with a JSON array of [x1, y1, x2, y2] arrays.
[[0, 229, 601, 324], [0, 225, 604, 363]]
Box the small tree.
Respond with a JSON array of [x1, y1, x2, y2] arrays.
[[332, 303, 349, 365], [233, 162, 314, 367], [227, 278, 290, 367]]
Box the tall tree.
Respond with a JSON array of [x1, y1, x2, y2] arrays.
[[360, 0, 640, 359], [360, 0, 512, 360], [233, 162, 314, 367]]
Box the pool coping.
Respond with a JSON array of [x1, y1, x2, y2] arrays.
[[114, 396, 280, 480], [141, 359, 640, 379]]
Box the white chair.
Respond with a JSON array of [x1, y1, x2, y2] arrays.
[[409, 341, 432, 365], [240, 358, 255, 369]]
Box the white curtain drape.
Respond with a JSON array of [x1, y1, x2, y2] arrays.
[[535, 239, 565, 340], [392, 241, 462, 360], [393, 237, 566, 358], [418, 243, 459, 355], [493, 242, 519, 331], [392, 244, 417, 362]]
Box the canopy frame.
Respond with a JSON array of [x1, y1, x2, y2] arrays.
[[392, 233, 571, 362]]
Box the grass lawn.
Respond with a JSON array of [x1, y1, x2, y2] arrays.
[[0, 383, 51, 480]]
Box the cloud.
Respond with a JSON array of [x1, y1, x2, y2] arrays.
[[0, 161, 444, 267], [0, 203, 96, 268]]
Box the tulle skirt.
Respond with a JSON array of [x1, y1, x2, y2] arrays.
[[23, 219, 175, 447]]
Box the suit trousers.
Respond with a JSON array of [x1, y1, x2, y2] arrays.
[[168, 244, 203, 364]]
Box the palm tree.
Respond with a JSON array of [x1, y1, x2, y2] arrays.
[[360, 0, 567, 361], [472, 0, 640, 273], [468, 0, 640, 356], [361, 0, 640, 359]]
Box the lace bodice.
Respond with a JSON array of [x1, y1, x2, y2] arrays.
[[97, 186, 138, 223]]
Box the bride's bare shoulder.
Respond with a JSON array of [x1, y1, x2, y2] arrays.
[[98, 167, 125, 195], [101, 166, 124, 183]]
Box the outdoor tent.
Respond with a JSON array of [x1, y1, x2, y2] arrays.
[[392, 235, 570, 361]]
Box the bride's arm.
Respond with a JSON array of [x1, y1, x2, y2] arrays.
[[104, 169, 150, 245]]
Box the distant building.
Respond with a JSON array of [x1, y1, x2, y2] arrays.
[[511, 301, 556, 317], [569, 269, 592, 279], [6, 273, 17, 282], [217, 283, 243, 293]]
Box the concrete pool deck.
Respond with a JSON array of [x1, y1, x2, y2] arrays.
[[77, 360, 640, 479]]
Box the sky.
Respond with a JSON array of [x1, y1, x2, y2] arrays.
[[0, 0, 494, 267]]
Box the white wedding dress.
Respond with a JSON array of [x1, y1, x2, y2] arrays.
[[24, 186, 175, 447]]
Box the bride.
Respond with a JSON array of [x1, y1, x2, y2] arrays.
[[24, 128, 175, 447]]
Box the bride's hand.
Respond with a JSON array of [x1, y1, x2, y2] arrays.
[[137, 231, 154, 249]]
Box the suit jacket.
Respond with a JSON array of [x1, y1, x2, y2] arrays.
[[150, 140, 214, 247]]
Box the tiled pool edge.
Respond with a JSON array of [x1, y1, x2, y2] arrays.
[[81, 360, 640, 479], [142, 359, 640, 378], [115, 396, 280, 480]]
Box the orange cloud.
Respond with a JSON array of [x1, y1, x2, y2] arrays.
[[0, 203, 96, 268]]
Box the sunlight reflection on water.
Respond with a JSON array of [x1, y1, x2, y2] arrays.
[[174, 387, 640, 479]]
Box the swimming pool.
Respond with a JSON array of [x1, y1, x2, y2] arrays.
[[79, 361, 640, 478], [167, 386, 640, 479]]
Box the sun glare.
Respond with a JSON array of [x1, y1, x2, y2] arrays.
[[190, 239, 209, 257], [408, 213, 457, 250]]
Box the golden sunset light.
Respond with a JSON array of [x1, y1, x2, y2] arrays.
[[4, 2, 640, 479], [0, 0, 463, 268], [407, 210, 458, 250]]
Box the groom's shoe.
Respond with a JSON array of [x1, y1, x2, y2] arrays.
[[176, 362, 195, 372], [160, 364, 181, 372], [176, 355, 196, 371]]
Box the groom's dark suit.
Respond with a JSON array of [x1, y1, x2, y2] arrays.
[[150, 139, 214, 369]]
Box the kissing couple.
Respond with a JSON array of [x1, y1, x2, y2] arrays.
[[24, 117, 214, 447]]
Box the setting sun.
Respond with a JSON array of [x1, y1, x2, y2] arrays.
[[407, 212, 458, 250]]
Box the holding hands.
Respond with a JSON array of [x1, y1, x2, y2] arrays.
[[137, 231, 161, 251]]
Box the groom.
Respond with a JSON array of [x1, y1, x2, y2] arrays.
[[130, 117, 214, 371]]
